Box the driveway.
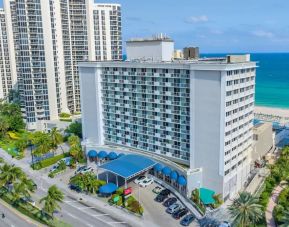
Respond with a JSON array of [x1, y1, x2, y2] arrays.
[[129, 181, 199, 227]]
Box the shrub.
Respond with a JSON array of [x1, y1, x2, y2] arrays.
[[59, 113, 71, 118], [59, 118, 72, 122], [32, 153, 69, 170]]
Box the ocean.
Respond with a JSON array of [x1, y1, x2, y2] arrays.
[[201, 53, 289, 109]]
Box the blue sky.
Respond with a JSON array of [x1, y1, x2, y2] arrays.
[[1, 0, 288, 53]]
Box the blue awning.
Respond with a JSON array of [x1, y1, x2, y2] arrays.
[[154, 163, 163, 172], [118, 153, 125, 158], [99, 183, 118, 194], [88, 150, 97, 158], [162, 166, 171, 176], [170, 171, 178, 180], [99, 154, 156, 179], [98, 150, 107, 159], [177, 176, 187, 186], [108, 152, 117, 160]]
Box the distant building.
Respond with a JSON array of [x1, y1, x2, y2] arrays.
[[79, 47, 256, 200], [174, 49, 183, 59], [126, 34, 174, 61], [252, 122, 273, 162], [183, 47, 199, 59], [0, 9, 16, 100], [2, 0, 122, 130]]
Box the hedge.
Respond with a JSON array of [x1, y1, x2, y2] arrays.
[[32, 153, 70, 170]]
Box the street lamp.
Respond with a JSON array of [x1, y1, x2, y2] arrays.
[[29, 140, 34, 169]]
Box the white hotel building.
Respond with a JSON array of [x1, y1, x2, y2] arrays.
[[80, 38, 256, 199], [1, 0, 122, 130]]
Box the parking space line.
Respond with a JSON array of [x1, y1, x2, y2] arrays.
[[65, 211, 94, 227], [64, 200, 78, 203]]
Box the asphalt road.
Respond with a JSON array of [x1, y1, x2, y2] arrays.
[[0, 202, 38, 227], [0, 149, 134, 227]]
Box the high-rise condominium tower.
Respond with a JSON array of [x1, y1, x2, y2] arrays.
[[0, 9, 16, 100], [2, 0, 122, 130]]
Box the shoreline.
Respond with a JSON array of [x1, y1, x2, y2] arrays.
[[254, 106, 289, 123]]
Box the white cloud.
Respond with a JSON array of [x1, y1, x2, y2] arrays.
[[252, 30, 274, 38], [185, 15, 209, 24]]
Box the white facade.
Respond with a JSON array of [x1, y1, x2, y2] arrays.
[[2, 0, 122, 130], [126, 35, 174, 61], [79, 56, 256, 199], [0, 9, 16, 100]]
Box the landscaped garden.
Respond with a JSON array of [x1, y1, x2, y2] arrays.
[[226, 146, 289, 227]]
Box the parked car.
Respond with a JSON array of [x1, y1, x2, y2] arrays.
[[75, 166, 93, 174], [166, 203, 181, 214], [219, 221, 231, 227], [160, 188, 171, 196], [139, 178, 154, 187], [133, 175, 146, 184], [172, 208, 188, 219], [163, 197, 177, 207], [49, 165, 58, 172], [180, 214, 195, 226], [69, 184, 82, 193], [155, 193, 168, 202], [59, 157, 72, 166], [152, 186, 163, 194]]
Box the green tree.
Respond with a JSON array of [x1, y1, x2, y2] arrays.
[[229, 192, 263, 227], [15, 138, 28, 154], [40, 185, 64, 217], [68, 135, 83, 161], [65, 122, 82, 138], [0, 116, 9, 138], [12, 176, 35, 203], [0, 102, 25, 131], [281, 210, 289, 227], [50, 127, 64, 154], [31, 131, 52, 156], [0, 164, 24, 187], [213, 193, 223, 208]]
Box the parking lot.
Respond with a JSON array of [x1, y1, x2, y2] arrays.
[[129, 179, 200, 227]]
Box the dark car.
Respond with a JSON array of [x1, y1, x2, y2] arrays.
[[69, 184, 82, 193], [180, 214, 195, 226], [155, 193, 168, 202], [159, 189, 171, 196], [172, 208, 188, 220], [163, 197, 177, 207]]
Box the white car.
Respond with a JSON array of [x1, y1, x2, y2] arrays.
[[166, 203, 181, 214], [139, 178, 154, 187], [75, 166, 93, 175], [134, 175, 146, 184]]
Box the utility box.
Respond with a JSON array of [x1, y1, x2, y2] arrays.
[[183, 47, 199, 59]]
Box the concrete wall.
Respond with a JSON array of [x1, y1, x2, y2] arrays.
[[190, 70, 223, 195], [126, 40, 174, 61], [79, 66, 104, 146], [252, 122, 273, 161]]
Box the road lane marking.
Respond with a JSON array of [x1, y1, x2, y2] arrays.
[[65, 211, 93, 227], [92, 214, 110, 217], [78, 206, 96, 210], [107, 221, 127, 224]]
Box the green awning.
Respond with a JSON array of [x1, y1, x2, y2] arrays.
[[200, 188, 215, 205]]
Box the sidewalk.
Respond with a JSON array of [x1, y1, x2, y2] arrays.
[[0, 199, 44, 227], [265, 184, 286, 227]]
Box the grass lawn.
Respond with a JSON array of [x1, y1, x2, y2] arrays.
[[32, 153, 70, 170]]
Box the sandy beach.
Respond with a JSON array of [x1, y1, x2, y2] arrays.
[[254, 106, 289, 124]]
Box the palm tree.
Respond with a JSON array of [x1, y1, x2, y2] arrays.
[[0, 157, 4, 163], [15, 138, 28, 154], [0, 164, 24, 187], [228, 191, 263, 227], [213, 193, 223, 207], [40, 185, 64, 217], [12, 177, 35, 203], [68, 135, 80, 148], [280, 210, 289, 227], [0, 116, 9, 138], [50, 127, 64, 154]]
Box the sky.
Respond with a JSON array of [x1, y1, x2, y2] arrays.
[[1, 0, 288, 53]]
